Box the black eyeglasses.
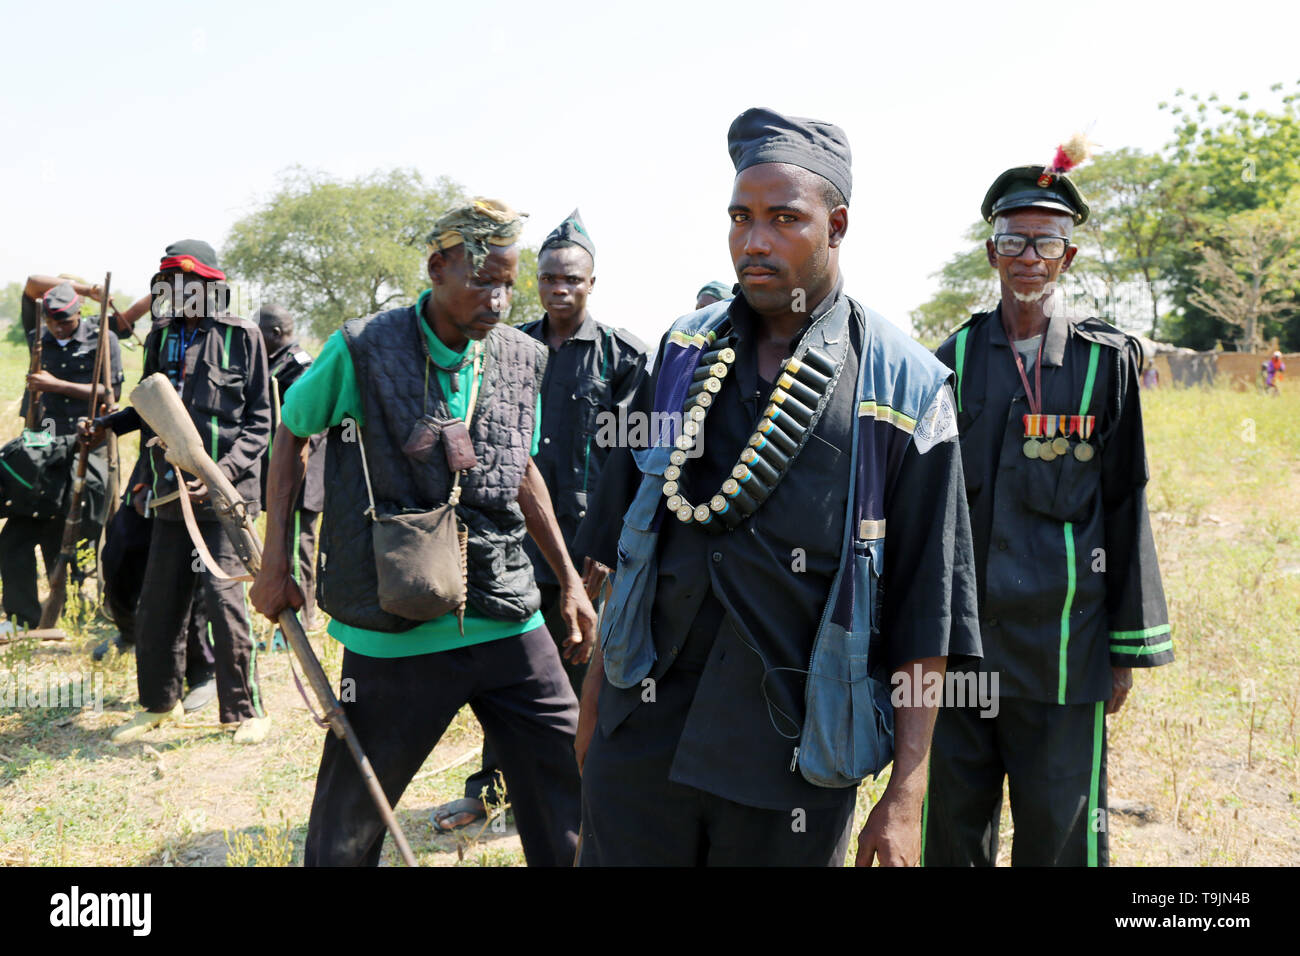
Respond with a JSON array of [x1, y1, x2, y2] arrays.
[[993, 234, 1069, 260]]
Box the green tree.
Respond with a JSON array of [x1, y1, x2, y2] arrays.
[[1159, 82, 1300, 348], [1187, 199, 1300, 350], [1070, 149, 1181, 337], [223, 167, 463, 338], [909, 223, 999, 341]]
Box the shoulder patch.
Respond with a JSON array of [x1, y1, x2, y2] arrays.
[[292, 348, 313, 366], [912, 384, 959, 454]]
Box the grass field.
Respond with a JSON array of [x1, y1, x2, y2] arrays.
[[0, 335, 1297, 867]]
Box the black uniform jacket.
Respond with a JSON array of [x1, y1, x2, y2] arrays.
[[264, 341, 325, 513], [520, 312, 647, 585], [110, 313, 271, 523], [935, 305, 1172, 705], [21, 317, 124, 436]]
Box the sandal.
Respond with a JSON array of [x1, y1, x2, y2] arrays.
[[430, 797, 487, 832]]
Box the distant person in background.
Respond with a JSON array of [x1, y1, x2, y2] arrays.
[[1141, 363, 1158, 389], [256, 304, 325, 632], [1, 281, 122, 628], [694, 280, 732, 311], [1264, 350, 1285, 394]]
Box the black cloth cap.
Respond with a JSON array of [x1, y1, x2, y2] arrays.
[[982, 166, 1089, 225], [42, 281, 82, 320], [540, 208, 595, 262], [727, 107, 852, 204]]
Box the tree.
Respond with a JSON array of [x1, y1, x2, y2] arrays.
[[1070, 149, 1181, 337], [1188, 200, 1300, 351], [1159, 82, 1300, 348], [909, 223, 999, 341]]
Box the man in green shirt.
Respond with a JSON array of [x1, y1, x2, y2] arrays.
[[251, 198, 597, 866]]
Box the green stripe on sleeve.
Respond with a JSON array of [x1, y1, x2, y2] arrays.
[[954, 327, 969, 413], [1109, 624, 1171, 641], [210, 415, 219, 461], [222, 325, 233, 369], [1058, 521, 1076, 705], [1110, 640, 1174, 656], [1087, 700, 1103, 867]]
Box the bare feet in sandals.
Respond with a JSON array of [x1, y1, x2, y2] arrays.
[[430, 797, 487, 832]]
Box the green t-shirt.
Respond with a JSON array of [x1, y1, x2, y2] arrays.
[[280, 292, 543, 658]]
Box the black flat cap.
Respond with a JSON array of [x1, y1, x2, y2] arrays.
[[540, 208, 596, 262], [982, 165, 1089, 225], [42, 281, 82, 320], [728, 107, 852, 204]]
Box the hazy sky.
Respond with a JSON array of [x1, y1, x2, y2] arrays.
[[3, 0, 1298, 344]]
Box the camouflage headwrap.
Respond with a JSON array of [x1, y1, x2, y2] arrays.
[[426, 197, 527, 273]]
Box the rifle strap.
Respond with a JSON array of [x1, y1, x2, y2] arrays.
[[175, 479, 254, 582]]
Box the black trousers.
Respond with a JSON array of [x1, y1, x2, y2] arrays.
[[134, 518, 262, 724], [923, 697, 1109, 867], [0, 514, 65, 627], [578, 667, 856, 866], [304, 625, 581, 867], [102, 501, 213, 686], [288, 507, 319, 629], [464, 583, 590, 802]]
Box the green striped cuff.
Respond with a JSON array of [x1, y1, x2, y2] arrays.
[[1110, 639, 1174, 656]]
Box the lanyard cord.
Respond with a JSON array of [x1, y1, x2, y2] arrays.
[[1006, 326, 1045, 414]]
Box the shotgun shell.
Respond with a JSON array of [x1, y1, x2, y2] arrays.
[[770, 389, 815, 426], [776, 372, 820, 408], [693, 362, 729, 382]]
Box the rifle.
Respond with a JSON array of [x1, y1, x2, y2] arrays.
[[128, 372, 419, 867], [25, 302, 44, 431], [39, 273, 112, 630]]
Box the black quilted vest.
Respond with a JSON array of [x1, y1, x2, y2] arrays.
[[317, 305, 546, 632]]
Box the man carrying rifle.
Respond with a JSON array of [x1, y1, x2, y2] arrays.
[[0, 281, 121, 628], [251, 198, 595, 867], [89, 240, 273, 745]]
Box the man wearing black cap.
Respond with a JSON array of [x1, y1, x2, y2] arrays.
[[0, 280, 122, 627], [572, 108, 980, 866], [255, 304, 324, 632], [925, 166, 1172, 866], [431, 209, 648, 833], [91, 240, 273, 745], [251, 198, 596, 866]]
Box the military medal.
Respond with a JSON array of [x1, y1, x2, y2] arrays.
[[1052, 414, 1070, 456], [1074, 414, 1096, 461], [1022, 413, 1041, 458], [1038, 416, 1057, 461]]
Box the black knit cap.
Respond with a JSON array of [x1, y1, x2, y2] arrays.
[[42, 281, 82, 320], [727, 107, 852, 204], [982, 166, 1090, 225], [540, 208, 596, 262]]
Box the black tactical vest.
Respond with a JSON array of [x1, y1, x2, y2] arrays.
[[317, 305, 547, 632]]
